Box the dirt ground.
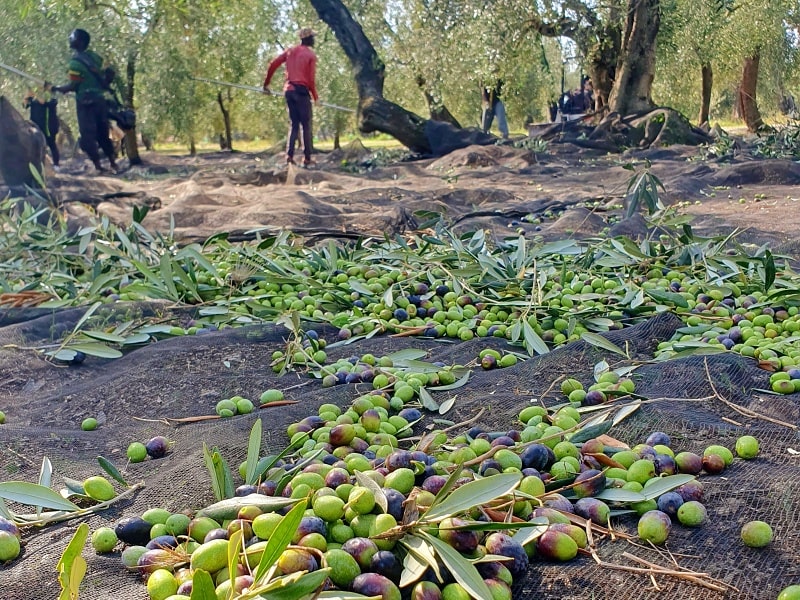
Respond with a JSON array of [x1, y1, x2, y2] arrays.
[[2, 135, 800, 600], [25, 135, 800, 255]]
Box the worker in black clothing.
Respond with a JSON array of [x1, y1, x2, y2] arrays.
[[51, 29, 118, 173], [23, 86, 60, 168]]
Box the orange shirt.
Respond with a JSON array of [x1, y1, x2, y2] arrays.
[[264, 45, 318, 101]]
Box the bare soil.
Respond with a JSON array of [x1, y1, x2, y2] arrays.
[[34, 138, 800, 255], [2, 137, 800, 600]]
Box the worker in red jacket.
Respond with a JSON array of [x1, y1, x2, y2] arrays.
[[263, 27, 319, 167]]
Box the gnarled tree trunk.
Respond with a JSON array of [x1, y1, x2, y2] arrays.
[[415, 75, 461, 128], [217, 90, 233, 150], [608, 0, 659, 115], [309, 0, 432, 153], [586, 23, 621, 112], [737, 53, 764, 132], [699, 63, 712, 126], [122, 53, 142, 165], [0, 96, 45, 189]]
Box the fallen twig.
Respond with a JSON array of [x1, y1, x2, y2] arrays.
[[259, 400, 301, 409], [590, 549, 732, 593], [622, 551, 737, 593], [281, 380, 315, 392], [16, 481, 145, 528], [704, 358, 797, 430], [462, 408, 615, 468], [407, 408, 486, 442]]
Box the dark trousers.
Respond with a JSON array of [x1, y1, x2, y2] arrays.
[[31, 120, 60, 166], [285, 88, 312, 161], [44, 134, 60, 166], [76, 96, 116, 165]]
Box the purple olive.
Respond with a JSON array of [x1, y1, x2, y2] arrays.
[[145, 436, 169, 459]]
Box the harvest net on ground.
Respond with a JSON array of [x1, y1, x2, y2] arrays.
[[0, 203, 799, 600]]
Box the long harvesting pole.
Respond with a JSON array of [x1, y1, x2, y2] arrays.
[[0, 62, 46, 85], [191, 76, 355, 113]]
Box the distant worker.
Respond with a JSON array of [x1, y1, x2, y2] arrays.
[[51, 28, 118, 173], [23, 86, 60, 169], [263, 27, 319, 167], [481, 80, 509, 139], [557, 76, 594, 120], [578, 75, 595, 112]]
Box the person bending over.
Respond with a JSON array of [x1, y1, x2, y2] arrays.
[[23, 86, 60, 169]]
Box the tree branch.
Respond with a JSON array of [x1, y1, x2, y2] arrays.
[[522, 15, 581, 39]]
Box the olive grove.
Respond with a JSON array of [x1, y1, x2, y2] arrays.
[[0, 0, 798, 153]]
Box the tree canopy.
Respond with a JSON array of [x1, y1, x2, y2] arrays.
[[0, 0, 797, 150]]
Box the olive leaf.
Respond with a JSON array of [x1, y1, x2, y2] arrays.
[[252, 569, 331, 600], [245, 419, 263, 485], [428, 370, 471, 391], [645, 289, 689, 308], [0, 498, 12, 520], [62, 342, 123, 359], [258, 433, 310, 481], [419, 531, 493, 600], [612, 402, 641, 426], [253, 500, 307, 582], [440, 519, 547, 533], [228, 531, 244, 600], [641, 474, 695, 500], [189, 570, 216, 600], [317, 593, 379, 599], [522, 319, 549, 355], [36, 457, 53, 516], [196, 496, 299, 522], [438, 396, 457, 415], [764, 250, 775, 292], [274, 448, 323, 495], [353, 471, 388, 514], [81, 330, 127, 343], [400, 534, 443, 584], [593, 359, 610, 381], [594, 488, 646, 503], [385, 348, 428, 362], [418, 386, 439, 411], [511, 516, 549, 547], [98, 456, 129, 487], [580, 332, 628, 357], [61, 477, 86, 498], [203, 444, 235, 502], [569, 421, 612, 444], [0, 482, 80, 512], [57, 522, 89, 600], [423, 472, 521, 522]]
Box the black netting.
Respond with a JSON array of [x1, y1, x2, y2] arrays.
[[1, 305, 798, 599]]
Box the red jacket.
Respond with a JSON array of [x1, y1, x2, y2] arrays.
[[264, 45, 318, 101]]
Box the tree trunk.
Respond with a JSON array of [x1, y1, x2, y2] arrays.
[[586, 24, 621, 112], [415, 75, 461, 128], [523, 6, 621, 114], [217, 90, 233, 150], [587, 63, 613, 112], [698, 62, 712, 125], [333, 131, 340, 150], [189, 137, 196, 156], [309, 0, 432, 153], [122, 52, 142, 165], [737, 53, 764, 132], [608, 0, 660, 115]]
